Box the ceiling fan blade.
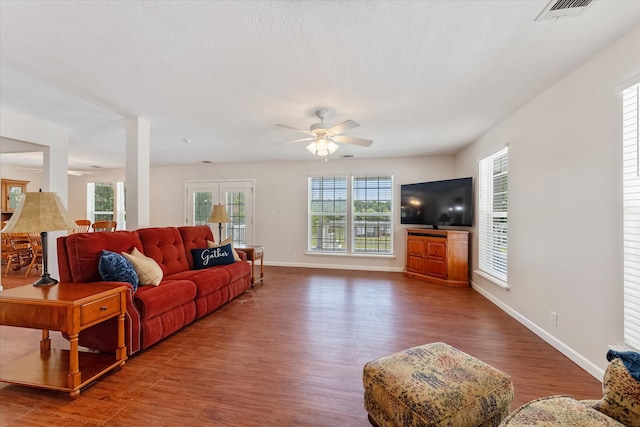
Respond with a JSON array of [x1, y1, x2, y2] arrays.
[[328, 120, 359, 135], [332, 135, 373, 147], [278, 137, 315, 144], [275, 124, 314, 135]]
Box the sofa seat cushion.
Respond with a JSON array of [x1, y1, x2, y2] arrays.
[[215, 260, 250, 283], [499, 396, 625, 426], [166, 268, 231, 297], [134, 279, 197, 320]]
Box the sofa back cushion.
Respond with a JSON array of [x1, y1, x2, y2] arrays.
[[57, 231, 143, 283], [137, 227, 190, 276], [178, 225, 215, 269]]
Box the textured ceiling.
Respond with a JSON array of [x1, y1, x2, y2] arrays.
[[1, 0, 639, 170]]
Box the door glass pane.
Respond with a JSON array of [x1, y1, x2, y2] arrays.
[[193, 191, 213, 225], [226, 191, 246, 244]]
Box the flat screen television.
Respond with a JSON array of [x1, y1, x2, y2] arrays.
[[400, 177, 473, 228]]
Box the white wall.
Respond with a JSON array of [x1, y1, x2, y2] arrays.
[[69, 155, 456, 271], [0, 163, 44, 192], [455, 27, 640, 377]]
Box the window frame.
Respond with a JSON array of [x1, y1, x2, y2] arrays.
[[622, 82, 640, 351], [477, 146, 509, 284], [308, 174, 394, 256], [87, 181, 126, 230]]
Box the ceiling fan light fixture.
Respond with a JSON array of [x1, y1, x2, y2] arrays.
[[306, 137, 339, 157], [327, 140, 339, 154], [306, 142, 318, 155]]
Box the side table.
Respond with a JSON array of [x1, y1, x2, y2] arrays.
[[236, 245, 264, 286], [0, 282, 128, 399]]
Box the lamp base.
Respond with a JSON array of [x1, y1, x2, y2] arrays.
[[33, 274, 58, 287]]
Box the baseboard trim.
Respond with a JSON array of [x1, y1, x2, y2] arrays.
[[263, 261, 404, 273], [471, 280, 604, 381]]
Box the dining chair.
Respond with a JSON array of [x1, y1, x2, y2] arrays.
[[73, 219, 91, 233], [91, 220, 117, 232], [2, 233, 32, 276], [24, 232, 42, 278], [1, 234, 19, 276]]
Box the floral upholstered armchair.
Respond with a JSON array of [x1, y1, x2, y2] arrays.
[[500, 350, 640, 427]]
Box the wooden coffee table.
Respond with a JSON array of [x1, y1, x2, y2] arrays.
[[0, 282, 128, 399], [236, 245, 264, 286]]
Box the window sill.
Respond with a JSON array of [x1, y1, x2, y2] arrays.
[[305, 251, 396, 260], [474, 269, 510, 290]]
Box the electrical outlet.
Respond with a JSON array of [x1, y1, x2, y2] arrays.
[[550, 311, 558, 327], [292, 251, 297, 258]]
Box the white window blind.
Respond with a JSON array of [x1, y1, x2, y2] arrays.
[[623, 82, 640, 351], [478, 147, 509, 282]]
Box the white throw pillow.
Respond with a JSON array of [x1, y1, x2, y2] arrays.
[[122, 247, 163, 286]]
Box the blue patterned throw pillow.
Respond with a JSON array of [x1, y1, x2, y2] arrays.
[[99, 250, 139, 291], [192, 244, 236, 269]]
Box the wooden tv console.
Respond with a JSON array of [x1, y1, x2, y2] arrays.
[[404, 228, 469, 288]]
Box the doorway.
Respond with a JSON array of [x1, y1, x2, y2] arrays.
[[186, 180, 254, 244]]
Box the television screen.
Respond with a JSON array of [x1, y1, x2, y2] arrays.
[[400, 177, 473, 227]]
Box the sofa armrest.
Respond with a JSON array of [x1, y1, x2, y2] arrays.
[[236, 249, 247, 261]]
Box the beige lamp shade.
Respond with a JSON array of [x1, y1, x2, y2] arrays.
[[207, 204, 231, 224], [2, 192, 77, 233]]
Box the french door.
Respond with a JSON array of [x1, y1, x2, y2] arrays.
[[186, 180, 254, 244]]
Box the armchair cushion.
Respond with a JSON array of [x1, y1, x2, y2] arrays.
[[500, 396, 625, 427], [591, 356, 640, 427]]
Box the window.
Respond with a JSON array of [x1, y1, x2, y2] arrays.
[[87, 181, 126, 229], [478, 147, 508, 282], [353, 176, 392, 253], [308, 175, 393, 255], [623, 82, 640, 351]]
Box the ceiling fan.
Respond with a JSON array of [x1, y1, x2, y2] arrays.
[[276, 109, 373, 157]]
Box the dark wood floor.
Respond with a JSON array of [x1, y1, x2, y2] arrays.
[[0, 266, 602, 426]]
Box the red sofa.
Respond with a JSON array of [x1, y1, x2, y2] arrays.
[[56, 225, 251, 355]]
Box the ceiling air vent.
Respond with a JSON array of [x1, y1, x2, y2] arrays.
[[535, 0, 594, 21]]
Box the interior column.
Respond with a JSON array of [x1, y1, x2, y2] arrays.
[[126, 117, 150, 230]]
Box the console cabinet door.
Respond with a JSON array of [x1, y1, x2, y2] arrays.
[[406, 238, 425, 274], [426, 240, 447, 279]]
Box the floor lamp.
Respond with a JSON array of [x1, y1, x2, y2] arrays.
[[207, 203, 230, 243], [2, 191, 76, 286]]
